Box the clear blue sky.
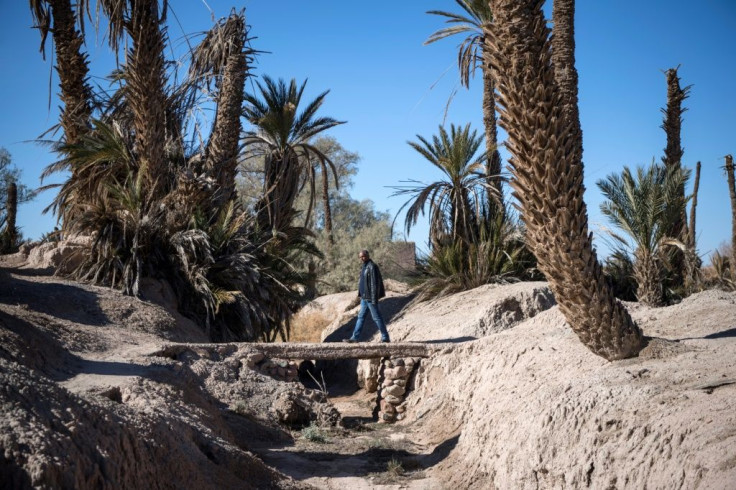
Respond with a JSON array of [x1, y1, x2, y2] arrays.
[[1, 1, 735, 261]]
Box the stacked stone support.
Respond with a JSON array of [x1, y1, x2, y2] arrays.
[[376, 357, 420, 423]]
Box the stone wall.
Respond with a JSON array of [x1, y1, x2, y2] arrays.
[[375, 356, 420, 423]]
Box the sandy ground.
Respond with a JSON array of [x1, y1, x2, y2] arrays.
[[2, 246, 736, 488]]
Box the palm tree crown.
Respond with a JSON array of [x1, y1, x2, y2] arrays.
[[395, 123, 488, 248], [598, 163, 689, 254], [426, 0, 492, 88], [243, 76, 345, 231]]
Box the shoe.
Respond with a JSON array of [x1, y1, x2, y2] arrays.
[[342, 338, 358, 343], [380, 338, 390, 343]]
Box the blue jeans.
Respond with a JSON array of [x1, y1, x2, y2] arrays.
[[350, 299, 390, 341]]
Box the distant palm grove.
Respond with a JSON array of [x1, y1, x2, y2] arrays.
[[2, 0, 733, 360]]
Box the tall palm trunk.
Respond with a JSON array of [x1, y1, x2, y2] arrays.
[[480, 37, 504, 214], [726, 154, 736, 280], [39, 0, 93, 145], [320, 160, 334, 246], [662, 68, 689, 234], [5, 182, 18, 251], [126, 0, 169, 199], [203, 13, 248, 207], [551, 0, 582, 161], [683, 161, 701, 290], [661, 67, 690, 286], [688, 161, 700, 249], [487, 0, 643, 360]]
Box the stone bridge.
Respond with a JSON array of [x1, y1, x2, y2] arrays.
[[156, 341, 457, 423]]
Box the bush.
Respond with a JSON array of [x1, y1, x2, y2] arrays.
[[300, 423, 327, 443]]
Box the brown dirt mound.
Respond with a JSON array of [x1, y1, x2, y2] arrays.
[[404, 291, 736, 488], [0, 258, 335, 489]]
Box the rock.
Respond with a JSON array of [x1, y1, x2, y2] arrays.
[[357, 358, 381, 393], [383, 394, 402, 404], [380, 400, 396, 413], [383, 384, 406, 398], [271, 392, 310, 427], [384, 366, 408, 380], [380, 412, 397, 422]]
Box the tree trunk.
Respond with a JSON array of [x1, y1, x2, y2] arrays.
[[487, 0, 643, 360], [127, 0, 169, 199], [661, 67, 690, 286], [633, 249, 664, 307], [688, 161, 700, 249], [258, 152, 301, 232], [204, 14, 248, 207], [662, 67, 689, 228], [321, 160, 334, 246], [551, 0, 582, 161], [726, 155, 736, 280], [48, 0, 92, 145], [5, 182, 18, 251], [480, 37, 504, 215], [684, 161, 702, 291]]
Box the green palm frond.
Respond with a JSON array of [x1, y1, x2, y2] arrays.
[[598, 162, 690, 254], [394, 123, 488, 244], [425, 0, 493, 88]]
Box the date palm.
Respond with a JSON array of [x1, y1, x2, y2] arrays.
[[598, 163, 690, 306], [29, 0, 93, 145], [243, 76, 345, 233], [394, 123, 487, 250], [725, 154, 736, 281], [94, 0, 170, 199], [487, 0, 644, 360], [661, 67, 691, 286], [190, 10, 253, 207], [550, 0, 582, 156], [426, 0, 503, 212]]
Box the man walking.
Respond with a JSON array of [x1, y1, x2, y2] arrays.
[[343, 249, 390, 343]]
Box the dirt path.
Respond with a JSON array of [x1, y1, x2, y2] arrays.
[[248, 389, 448, 489]]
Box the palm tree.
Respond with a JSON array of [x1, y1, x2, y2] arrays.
[[551, 0, 582, 166], [394, 123, 487, 250], [243, 76, 345, 233], [488, 0, 644, 360], [190, 10, 253, 207], [29, 0, 93, 145], [425, 0, 503, 212], [725, 154, 736, 280], [684, 161, 702, 291], [36, 8, 309, 342], [661, 67, 690, 229], [597, 164, 690, 306], [1, 182, 18, 253], [661, 67, 691, 286], [94, 0, 170, 199]]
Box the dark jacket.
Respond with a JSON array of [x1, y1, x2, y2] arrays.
[[359, 259, 386, 303]]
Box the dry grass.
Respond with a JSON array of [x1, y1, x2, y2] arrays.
[[288, 309, 331, 342]]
